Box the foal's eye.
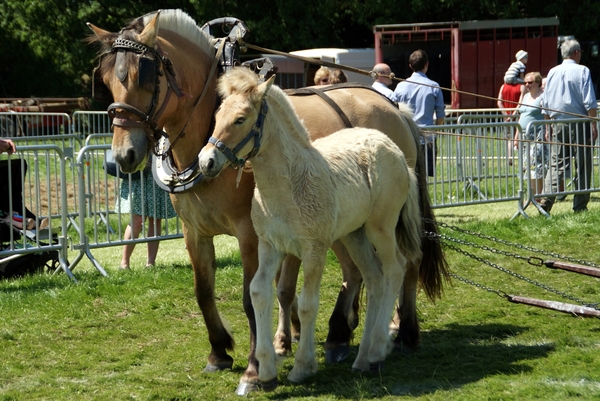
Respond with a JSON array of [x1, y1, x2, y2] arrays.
[[234, 117, 246, 125]]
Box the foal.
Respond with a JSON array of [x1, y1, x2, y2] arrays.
[[198, 67, 422, 390]]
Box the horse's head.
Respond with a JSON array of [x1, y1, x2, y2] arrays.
[[198, 68, 273, 178], [88, 12, 172, 173]]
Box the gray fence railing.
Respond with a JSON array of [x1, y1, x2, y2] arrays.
[[1, 110, 598, 279]]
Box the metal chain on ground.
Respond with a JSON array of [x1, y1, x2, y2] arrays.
[[425, 218, 600, 268], [449, 272, 508, 299], [423, 230, 599, 309], [440, 233, 544, 267]]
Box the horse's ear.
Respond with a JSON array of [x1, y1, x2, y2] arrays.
[[86, 23, 116, 48], [257, 75, 276, 100], [138, 11, 161, 48]]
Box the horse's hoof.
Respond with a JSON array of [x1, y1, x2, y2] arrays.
[[260, 377, 278, 392], [325, 344, 350, 364], [369, 361, 384, 373], [235, 380, 261, 395], [203, 360, 233, 373]]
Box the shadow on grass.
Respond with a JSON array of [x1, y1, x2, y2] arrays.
[[269, 323, 554, 399]]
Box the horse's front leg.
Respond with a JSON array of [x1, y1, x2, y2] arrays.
[[325, 240, 363, 363], [274, 254, 301, 357], [251, 239, 286, 391], [235, 222, 261, 395], [184, 231, 235, 372]]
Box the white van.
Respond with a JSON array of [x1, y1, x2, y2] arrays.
[[261, 48, 376, 89]]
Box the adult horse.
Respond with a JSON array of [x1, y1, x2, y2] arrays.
[[199, 67, 423, 389], [87, 9, 448, 394]]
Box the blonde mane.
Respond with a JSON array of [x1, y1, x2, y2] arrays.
[[143, 9, 214, 55], [218, 68, 312, 147]]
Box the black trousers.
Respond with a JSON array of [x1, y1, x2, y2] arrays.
[[0, 159, 36, 242]]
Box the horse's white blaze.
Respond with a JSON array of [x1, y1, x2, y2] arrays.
[[211, 67, 422, 385]]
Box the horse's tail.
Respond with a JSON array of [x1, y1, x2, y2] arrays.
[[398, 106, 450, 301], [396, 169, 422, 263]]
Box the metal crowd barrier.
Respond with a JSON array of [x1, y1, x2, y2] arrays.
[[1, 110, 598, 280], [424, 121, 523, 209], [445, 108, 519, 125], [71, 144, 183, 275], [0, 146, 73, 279], [515, 118, 599, 218], [425, 116, 599, 219]]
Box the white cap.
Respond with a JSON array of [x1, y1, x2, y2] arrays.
[[515, 50, 528, 61]]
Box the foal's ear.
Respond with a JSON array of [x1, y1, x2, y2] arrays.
[[138, 11, 161, 48], [257, 75, 276, 100]]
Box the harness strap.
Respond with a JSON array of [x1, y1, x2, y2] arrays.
[[286, 87, 353, 129]]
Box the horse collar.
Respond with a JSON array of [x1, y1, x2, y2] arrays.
[[152, 136, 207, 193], [209, 100, 268, 167]]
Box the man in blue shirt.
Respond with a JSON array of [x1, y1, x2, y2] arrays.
[[392, 50, 445, 176], [539, 39, 598, 213]]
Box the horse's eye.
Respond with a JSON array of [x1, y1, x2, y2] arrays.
[[234, 117, 246, 125]]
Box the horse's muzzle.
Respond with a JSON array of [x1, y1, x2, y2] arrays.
[[198, 147, 225, 178]]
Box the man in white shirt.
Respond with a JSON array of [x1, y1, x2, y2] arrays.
[[539, 39, 598, 213], [371, 63, 395, 100]]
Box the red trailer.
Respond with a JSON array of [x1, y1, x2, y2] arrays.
[[373, 17, 560, 108]]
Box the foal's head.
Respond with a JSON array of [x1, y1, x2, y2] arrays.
[[198, 68, 274, 178]]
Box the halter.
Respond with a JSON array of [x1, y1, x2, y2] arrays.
[[208, 100, 269, 167], [106, 38, 184, 153]]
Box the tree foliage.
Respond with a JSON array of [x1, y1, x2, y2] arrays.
[[0, 0, 597, 98]]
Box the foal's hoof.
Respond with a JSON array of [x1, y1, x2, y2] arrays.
[[235, 380, 261, 396], [260, 377, 278, 392], [325, 343, 350, 364], [203, 360, 233, 373]]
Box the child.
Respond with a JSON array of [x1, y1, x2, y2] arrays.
[[504, 50, 528, 85]]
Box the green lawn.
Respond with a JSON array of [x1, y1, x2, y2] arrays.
[[1, 200, 600, 400]]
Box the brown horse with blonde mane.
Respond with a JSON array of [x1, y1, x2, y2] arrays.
[[87, 9, 448, 395]]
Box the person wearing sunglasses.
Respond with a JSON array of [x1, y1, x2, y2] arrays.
[[515, 72, 548, 200]]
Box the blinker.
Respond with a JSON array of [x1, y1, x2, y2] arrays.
[[138, 56, 157, 90], [115, 50, 128, 82]]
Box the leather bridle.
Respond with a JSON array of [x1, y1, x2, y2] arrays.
[[106, 38, 185, 156]]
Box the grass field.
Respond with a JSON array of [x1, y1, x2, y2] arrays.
[[1, 199, 600, 400]]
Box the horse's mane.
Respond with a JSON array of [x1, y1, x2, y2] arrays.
[[142, 9, 214, 55], [218, 68, 311, 147]]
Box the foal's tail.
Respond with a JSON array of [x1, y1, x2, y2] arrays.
[[395, 170, 423, 264], [397, 107, 450, 301]]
